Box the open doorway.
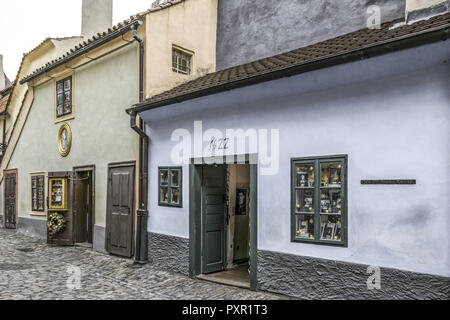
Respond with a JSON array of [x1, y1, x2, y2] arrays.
[[73, 166, 95, 246], [197, 163, 251, 289]]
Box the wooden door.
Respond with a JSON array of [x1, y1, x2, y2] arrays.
[[106, 164, 135, 258], [3, 170, 17, 229], [73, 171, 92, 244], [202, 165, 227, 274]]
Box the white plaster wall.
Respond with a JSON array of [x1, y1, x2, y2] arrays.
[[144, 41, 450, 277]]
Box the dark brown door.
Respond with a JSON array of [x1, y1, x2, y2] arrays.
[[3, 170, 18, 229], [106, 164, 135, 258], [73, 171, 93, 244]]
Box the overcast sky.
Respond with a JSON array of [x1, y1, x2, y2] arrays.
[[0, 0, 152, 79]]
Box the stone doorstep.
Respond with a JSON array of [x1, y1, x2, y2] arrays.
[[196, 274, 251, 290]]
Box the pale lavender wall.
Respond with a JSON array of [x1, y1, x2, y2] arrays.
[[142, 41, 450, 277]]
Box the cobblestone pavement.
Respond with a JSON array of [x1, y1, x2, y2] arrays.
[[0, 229, 287, 300]]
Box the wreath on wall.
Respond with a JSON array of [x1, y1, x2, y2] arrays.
[[47, 213, 66, 237]]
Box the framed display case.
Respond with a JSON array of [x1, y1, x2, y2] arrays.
[[48, 178, 68, 210], [291, 155, 347, 247]]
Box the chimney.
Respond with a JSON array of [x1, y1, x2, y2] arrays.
[[81, 0, 113, 39], [0, 55, 6, 92], [406, 0, 450, 23]]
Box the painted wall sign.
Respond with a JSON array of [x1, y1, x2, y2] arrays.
[[361, 179, 416, 185], [208, 137, 229, 151]]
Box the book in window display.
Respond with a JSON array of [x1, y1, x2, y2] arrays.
[[296, 215, 314, 239], [321, 199, 331, 213], [334, 222, 342, 241], [321, 167, 330, 187], [330, 190, 342, 214], [304, 191, 313, 212], [296, 164, 314, 188], [322, 222, 336, 240], [329, 167, 341, 187], [296, 189, 314, 213]]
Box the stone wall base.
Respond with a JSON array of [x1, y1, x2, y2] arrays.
[[93, 225, 107, 254], [148, 232, 189, 276], [257, 250, 450, 300], [17, 216, 47, 239]]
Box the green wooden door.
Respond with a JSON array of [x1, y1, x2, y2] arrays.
[[202, 165, 227, 274]]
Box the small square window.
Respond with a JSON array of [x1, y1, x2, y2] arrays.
[[159, 167, 182, 207], [172, 48, 192, 75]]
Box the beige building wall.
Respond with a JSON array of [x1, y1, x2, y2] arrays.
[[1, 38, 82, 147], [145, 0, 218, 98], [7, 43, 138, 228]]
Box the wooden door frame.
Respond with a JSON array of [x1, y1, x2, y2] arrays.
[[189, 155, 258, 291], [3, 169, 18, 229], [106, 161, 136, 257], [73, 165, 95, 245]]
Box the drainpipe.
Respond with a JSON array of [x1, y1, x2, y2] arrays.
[[130, 21, 149, 264], [1, 110, 6, 158]]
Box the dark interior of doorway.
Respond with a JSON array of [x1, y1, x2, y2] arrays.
[[200, 163, 251, 289], [73, 169, 94, 246]]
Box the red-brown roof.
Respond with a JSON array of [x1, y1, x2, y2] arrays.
[[129, 11, 450, 113], [0, 93, 10, 114]]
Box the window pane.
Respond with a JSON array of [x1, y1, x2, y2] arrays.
[[172, 49, 192, 75], [160, 169, 169, 186], [321, 215, 342, 241], [321, 162, 342, 187], [57, 82, 64, 94], [57, 105, 63, 117], [321, 189, 342, 214], [171, 188, 180, 205], [64, 78, 71, 91], [295, 189, 314, 213], [296, 214, 315, 239], [295, 163, 315, 188], [63, 100, 71, 114], [160, 187, 169, 203], [171, 170, 180, 187], [64, 91, 71, 102], [57, 93, 64, 105]]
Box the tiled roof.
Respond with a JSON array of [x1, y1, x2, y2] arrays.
[[0, 93, 10, 114], [130, 11, 450, 112], [21, 0, 186, 83]]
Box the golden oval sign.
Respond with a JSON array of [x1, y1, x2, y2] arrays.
[[57, 123, 72, 157]]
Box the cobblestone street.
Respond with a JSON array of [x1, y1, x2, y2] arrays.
[[0, 229, 285, 300]]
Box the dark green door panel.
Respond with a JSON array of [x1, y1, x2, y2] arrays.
[[202, 165, 227, 274]]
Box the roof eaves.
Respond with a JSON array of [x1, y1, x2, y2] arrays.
[[19, 19, 143, 85], [127, 14, 450, 115]]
